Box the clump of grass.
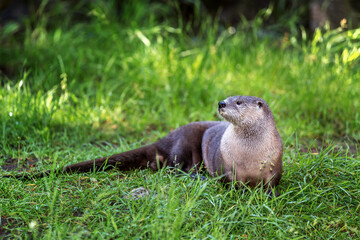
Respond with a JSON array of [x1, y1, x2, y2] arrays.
[[1, 147, 359, 238]]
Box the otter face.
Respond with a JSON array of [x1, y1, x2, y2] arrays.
[[218, 96, 269, 125]]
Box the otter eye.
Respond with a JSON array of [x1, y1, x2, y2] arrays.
[[236, 101, 243, 105]]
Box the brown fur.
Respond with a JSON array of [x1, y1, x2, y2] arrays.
[[3, 96, 283, 194], [202, 96, 283, 193]]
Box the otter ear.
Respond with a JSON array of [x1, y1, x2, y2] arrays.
[[257, 101, 263, 108]]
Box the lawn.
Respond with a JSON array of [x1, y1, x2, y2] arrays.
[[1, 1, 359, 239]]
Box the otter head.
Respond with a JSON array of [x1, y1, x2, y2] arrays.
[[218, 96, 271, 126]]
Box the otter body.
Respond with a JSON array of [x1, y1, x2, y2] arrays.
[[4, 96, 283, 192], [202, 96, 282, 189]]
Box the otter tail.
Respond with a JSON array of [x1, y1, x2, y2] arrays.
[[62, 144, 158, 173], [2, 144, 160, 180]]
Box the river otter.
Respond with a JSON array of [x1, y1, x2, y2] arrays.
[[2, 96, 283, 193]]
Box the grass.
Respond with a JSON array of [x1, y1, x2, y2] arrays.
[[1, 0, 360, 239]]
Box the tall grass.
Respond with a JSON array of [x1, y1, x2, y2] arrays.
[[0, 0, 359, 238]]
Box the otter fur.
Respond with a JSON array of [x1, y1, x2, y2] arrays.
[[3, 96, 283, 193]]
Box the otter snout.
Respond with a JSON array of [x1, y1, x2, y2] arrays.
[[218, 101, 226, 109]]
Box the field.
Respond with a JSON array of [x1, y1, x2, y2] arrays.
[[1, 1, 359, 239]]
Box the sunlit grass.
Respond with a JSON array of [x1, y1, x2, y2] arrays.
[[0, 0, 359, 238]]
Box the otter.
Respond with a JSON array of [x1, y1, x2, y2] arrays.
[[2, 96, 283, 194]]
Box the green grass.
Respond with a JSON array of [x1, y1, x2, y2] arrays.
[[1, 0, 360, 239]]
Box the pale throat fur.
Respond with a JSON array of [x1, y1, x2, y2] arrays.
[[219, 104, 280, 183]]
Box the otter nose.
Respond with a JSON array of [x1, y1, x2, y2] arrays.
[[218, 101, 226, 109]]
